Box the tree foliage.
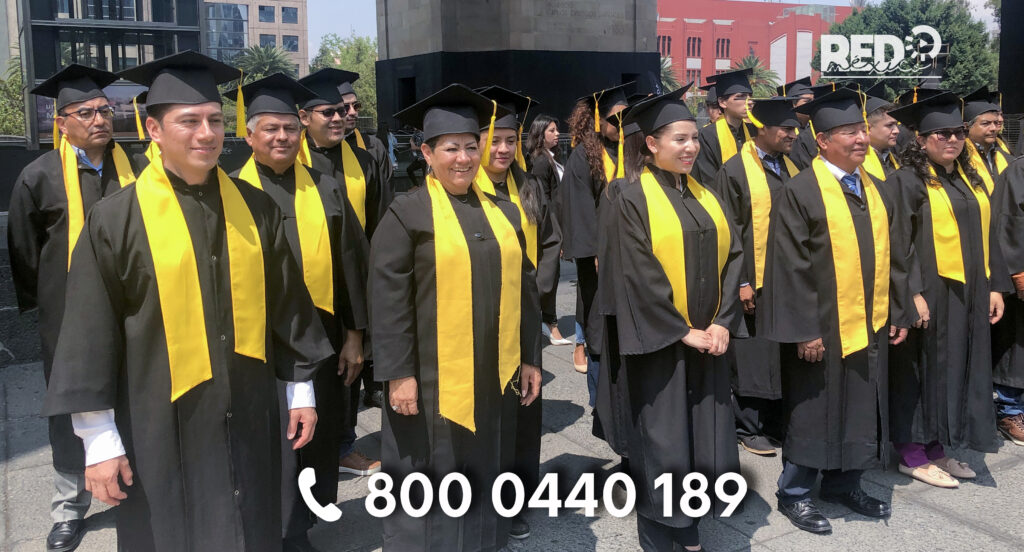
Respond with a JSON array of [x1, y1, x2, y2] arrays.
[[233, 45, 298, 83], [310, 32, 378, 121], [812, 0, 997, 97], [660, 56, 681, 91], [0, 57, 25, 136], [734, 55, 780, 98]]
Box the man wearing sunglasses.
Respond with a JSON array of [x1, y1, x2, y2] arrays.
[[7, 64, 138, 552], [298, 68, 388, 479], [337, 75, 395, 197]]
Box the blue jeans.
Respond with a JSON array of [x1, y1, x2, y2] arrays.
[[995, 384, 1024, 418], [576, 322, 600, 407]]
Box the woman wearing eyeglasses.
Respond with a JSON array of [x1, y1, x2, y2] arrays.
[[885, 92, 1010, 488]]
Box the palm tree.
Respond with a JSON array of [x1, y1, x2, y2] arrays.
[[733, 54, 780, 98], [232, 45, 297, 83], [660, 56, 681, 91]]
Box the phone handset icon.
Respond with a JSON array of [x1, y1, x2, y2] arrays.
[[298, 467, 342, 522]]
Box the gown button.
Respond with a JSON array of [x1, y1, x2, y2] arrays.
[[220, 335, 227, 341], [211, 255, 217, 262], [226, 412, 232, 418], [198, 191, 204, 197], [474, 232, 483, 239], [234, 490, 240, 496]]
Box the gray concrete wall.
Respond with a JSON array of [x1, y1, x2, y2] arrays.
[[378, 0, 657, 60]]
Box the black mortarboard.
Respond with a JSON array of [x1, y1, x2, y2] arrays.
[[336, 73, 360, 97], [628, 93, 652, 104], [706, 68, 752, 97], [621, 83, 695, 135], [476, 86, 535, 130], [777, 77, 813, 98], [134, 91, 148, 104], [223, 73, 316, 120], [748, 97, 800, 128], [895, 83, 945, 106], [118, 50, 239, 107], [962, 86, 1001, 121], [700, 83, 718, 105], [575, 82, 634, 118], [809, 82, 840, 99], [794, 88, 866, 133], [298, 68, 361, 108], [888, 91, 963, 134], [394, 83, 511, 142], [861, 83, 893, 115], [32, 64, 118, 111]]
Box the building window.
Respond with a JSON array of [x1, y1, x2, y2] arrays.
[[667, 36, 672, 56], [206, 3, 249, 63], [715, 38, 731, 58], [282, 7, 299, 24], [685, 69, 701, 85], [260, 34, 276, 47], [259, 5, 275, 23], [282, 35, 300, 52]]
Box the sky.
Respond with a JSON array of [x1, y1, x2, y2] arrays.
[[305, 0, 998, 56]]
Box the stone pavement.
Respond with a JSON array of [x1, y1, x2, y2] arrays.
[[2, 261, 1024, 551]]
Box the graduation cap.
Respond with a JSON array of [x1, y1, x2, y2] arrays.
[[888, 91, 964, 134], [132, 91, 149, 140], [298, 68, 361, 108], [118, 50, 238, 108], [394, 83, 511, 165], [223, 72, 316, 122], [575, 82, 634, 134], [336, 72, 360, 97], [747, 97, 800, 129], [627, 92, 653, 105], [32, 64, 118, 112], [809, 82, 840, 99], [476, 85, 535, 130], [620, 83, 695, 136], [962, 86, 1001, 121], [706, 68, 752, 97], [861, 83, 893, 115], [794, 88, 867, 133], [895, 83, 945, 106], [777, 77, 813, 98], [699, 83, 718, 105]]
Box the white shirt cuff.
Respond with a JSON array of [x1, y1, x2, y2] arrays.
[[71, 409, 126, 466], [286, 380, 316, 409]]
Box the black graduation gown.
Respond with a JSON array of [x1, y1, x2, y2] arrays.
[[347, 130, 395, 199], [788, 125, 818, 171], [369, 186, 542, 552], [887, 165, 1006, 452], [994, 158, 1024, 388], [694, 119, 745, 184], [308, 139, 392, 239], [529, 152, 564, 322], [895, 124, 915, 157], [6, 143, 136, 474], [484, 165, 558, 493], [759, 166, 914, 471], [42, 168, 335, 552], [607, 166, 743, 526], [714, 152, 790, 400], [229, 161, 370, 535]]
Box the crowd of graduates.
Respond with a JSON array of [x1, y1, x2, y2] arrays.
[[8, 49, 1024, 552]]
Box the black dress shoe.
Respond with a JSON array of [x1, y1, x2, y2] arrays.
[[777, 499, 832, 534], [509, 514, 531, 539], [820, 488, 891, 518], [363, 389, 384, 409], [47, 520, 85, 552]]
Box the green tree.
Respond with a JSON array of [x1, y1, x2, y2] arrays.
[[811, 0, 997, 96], [310, 32, 378, 122], [733, 54, 780, 98], [0, 57, 25, 136], [851, 0, 871, 10], [233, 45, 298, 83], [987, 0, 1000, 24], [660, 56, 681, 91]]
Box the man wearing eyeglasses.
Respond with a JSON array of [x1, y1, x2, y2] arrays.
[[298, 68, 388, 479], [7, 64, 138, 552], [337, 76, 395, 197]]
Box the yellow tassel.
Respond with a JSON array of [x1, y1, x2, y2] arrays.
[[52, 99, 59, 150], [615, 112, 624, 179], [782, 84, 787, 96], [133, 97, 145, 140], [515, 97, 532, 171], [746, 98, 764, 129], [235, 71, 247, 138], [809, 119, 816, 137], [481, 100, 497, 168], [999, 92, 1003, 110], [913, 86, 918, 104], [593, 92, 601, 133]]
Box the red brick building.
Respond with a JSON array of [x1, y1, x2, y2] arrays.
[[656, 0, 853, 87]]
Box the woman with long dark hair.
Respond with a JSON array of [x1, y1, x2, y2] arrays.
[[599, 85, 742, 551], [885, 92, 1008, 488], [525, 114, 572, 345], [372, 84, 542, 551]]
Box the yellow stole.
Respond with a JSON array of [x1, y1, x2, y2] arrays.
[[640, 168, 731, 326], [144, 141, 161, 162], [998, 137, 1011, 156], [739, 141, 798, 289], [351, 128, 367, 150], [863, 147, 899, 181], [966, 141, 1008, 195], [135, 162, 266, 401], [715, 117, 751, 164], [61, 139, 136, 269], [926, 162, 991, 283], [601, 148, 623, 183], [426, 174, 522, 432], [298, 130, 367, 228], [238, 157, 335, 313], [475, 166, 538, 268], [811, 159, 889, 358]]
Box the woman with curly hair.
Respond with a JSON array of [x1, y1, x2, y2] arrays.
[[559, 83, 631, 403], [886, 92, 1010, 488]]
